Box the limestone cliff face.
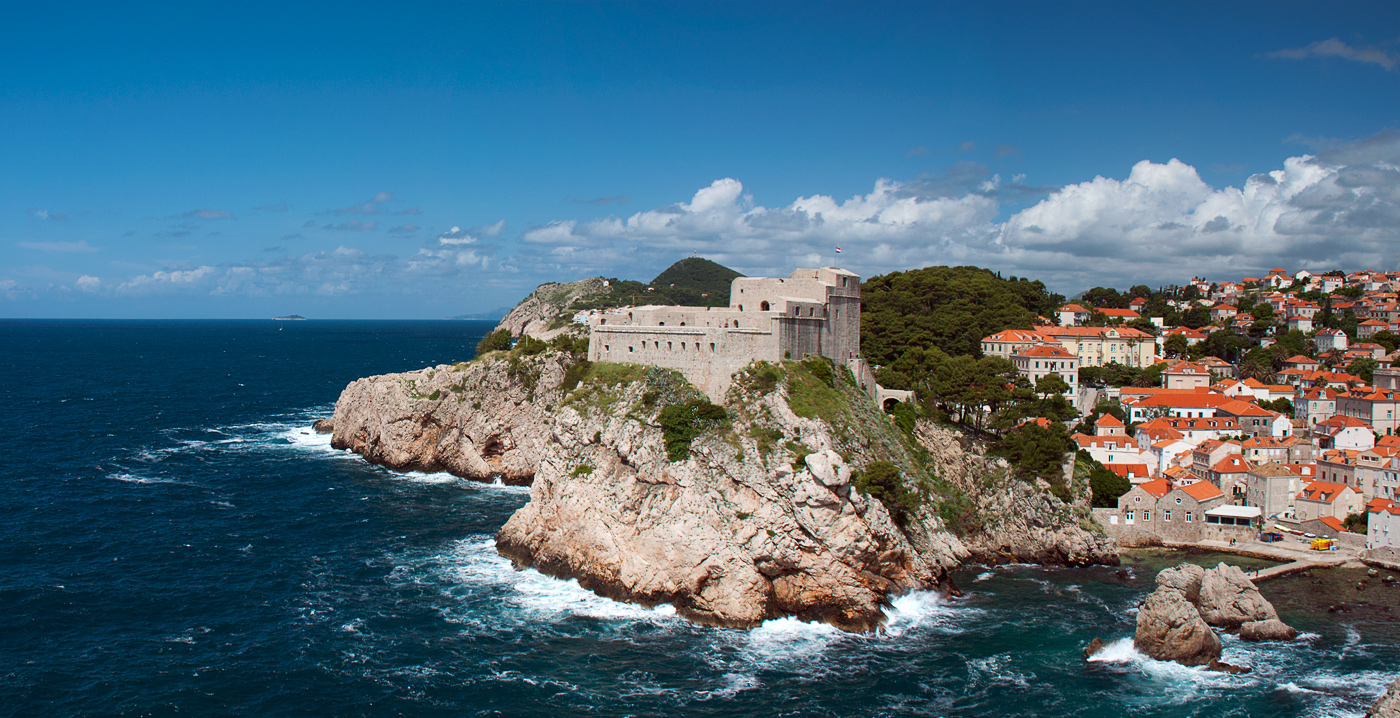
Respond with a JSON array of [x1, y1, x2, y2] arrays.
[[495, 277, 608, 338], [913, 422, 1118, 567], [331, 350, 967, 630], [329, 347, 1118, 629]]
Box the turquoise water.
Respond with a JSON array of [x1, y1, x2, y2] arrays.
[[1, 319, 1395, 717]]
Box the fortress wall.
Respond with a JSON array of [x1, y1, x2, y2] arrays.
[[588, 323, 781, 401], [586, 267, 863, 402]]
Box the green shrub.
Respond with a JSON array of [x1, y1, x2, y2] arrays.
[[801, 356, 834, 386], [571, 464, 594, 477], [658, 399, 728, 461], [560, 359, 593, 392], [746, 362, 783, 394], [514, 335, 549, 356], [853, 461, 921, 528], [885, 400, 919, 436], [475, 329, 513, 358]]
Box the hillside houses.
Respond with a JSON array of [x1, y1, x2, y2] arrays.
[[965, 265, 1400, 535]]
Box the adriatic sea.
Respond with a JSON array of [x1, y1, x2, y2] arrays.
[[1, 319, 1395, 717]]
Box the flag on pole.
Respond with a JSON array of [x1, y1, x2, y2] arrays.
[[834, 247, 842, 254]]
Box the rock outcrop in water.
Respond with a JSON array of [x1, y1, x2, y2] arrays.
[[329, 339, 1116, 630], [1134, 564, 1221, 666], [1133, 562, 1297, 667]]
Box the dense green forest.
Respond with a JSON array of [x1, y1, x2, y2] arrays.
[[860, 266, 1063, 363]]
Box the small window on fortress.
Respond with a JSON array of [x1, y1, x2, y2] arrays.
[[600, 318, 606, 325], [668, 342, 672, 351], [629, 346, 634, 352], [760, 301, 770, 311], [738, 305, 743, 311], [680, 322, 685, 326], [710, 343, 715, 352], [733, 320, 739, 328], [605, 345, 610, 352], [681, 342, 686, 350], [659, 321, 665, 326]]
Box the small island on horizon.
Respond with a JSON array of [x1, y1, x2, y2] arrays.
[[272, 314, 306, 321]]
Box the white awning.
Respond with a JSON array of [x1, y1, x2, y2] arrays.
[[1206, 505, 1263, 519]]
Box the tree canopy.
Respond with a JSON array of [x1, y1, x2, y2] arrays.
[[861, 266, 1063, 362]]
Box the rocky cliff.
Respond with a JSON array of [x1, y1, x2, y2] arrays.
[[329, 343, 1115, 630], [495, 277, 609, 338], [913, 422, 1118, 567]]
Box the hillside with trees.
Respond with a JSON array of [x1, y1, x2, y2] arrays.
[[860, 266, 1063, 363]]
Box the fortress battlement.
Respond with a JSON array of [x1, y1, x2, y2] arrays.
[[587, 267, 862, 401]]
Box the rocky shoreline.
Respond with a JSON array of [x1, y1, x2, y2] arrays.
[[323, 346, 1116, 630]]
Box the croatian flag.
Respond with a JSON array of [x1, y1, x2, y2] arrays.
[[834, 247, 842, 254]]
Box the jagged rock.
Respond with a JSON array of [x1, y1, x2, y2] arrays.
[[1083, 637, 1106, 660], [1208, 660, 1251, 674], [949, 460, 1119, 567], [804, 450, 851, 488], [1134, 585, 1222, 666], [1156, 563, 1205, 603], [1197, 562, 1282, 629], [1369, 568, 1380, 578], [312, 418, 334, 434], [1369, 675, 1400, 718], [1239, 619, 1299, 642], [332, 350, 978, 630]]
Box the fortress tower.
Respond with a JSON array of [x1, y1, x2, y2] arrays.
[[587, 267, 862, 401]]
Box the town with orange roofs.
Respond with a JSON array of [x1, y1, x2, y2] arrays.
[[979, 267, 1400, 564]]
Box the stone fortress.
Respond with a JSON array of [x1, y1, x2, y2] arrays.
[[588, 266, 905, 404]]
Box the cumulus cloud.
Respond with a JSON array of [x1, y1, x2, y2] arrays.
[[993, 131, 1400, 288], [505, 130, 1400, 292], [515, 173, 1001, 278], [17, 240, 98, 253], [0, 278, 34, 300], [1269, 38, 1398, 71], [436, 220, 505, 245], [75, 275, 101, 292]]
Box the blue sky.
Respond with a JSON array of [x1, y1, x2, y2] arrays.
[[3, 2, 1399, 318]]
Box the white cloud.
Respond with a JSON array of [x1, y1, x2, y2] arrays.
[[75, 275, 101, 292], [17, 240, 98, 253], [509, 130, 1400, 292], [1269, 38, 1397, 71]]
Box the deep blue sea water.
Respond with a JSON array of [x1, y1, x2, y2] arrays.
[[2, 319, 1397, 717]]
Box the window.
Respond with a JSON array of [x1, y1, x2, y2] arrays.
[[1176, 497, 1182, 504], [1143, 510, 1152, 521], [1126, 510, 1135, 521], [629, 346, 634, 353], [1164, 510, 1172, 522], [760, 301, 770, 311], [1186, 512, 1193, 522]]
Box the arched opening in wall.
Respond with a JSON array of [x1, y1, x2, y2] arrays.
[[710, 343, 715, 352], [738, 305, 744, 311], [629, 346, 634, 352], [668, 341, 673, 351], [733, 320, 740, 328], [760, 301, 770, 311], [883, 398, 901, 412]]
